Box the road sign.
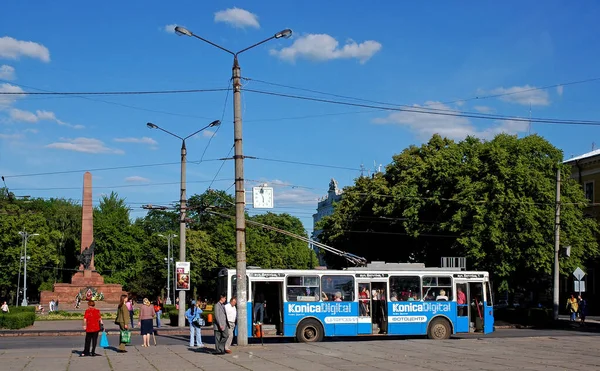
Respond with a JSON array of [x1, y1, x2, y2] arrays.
[[573, 267, 586, 281], [574, 280, 586, 293]]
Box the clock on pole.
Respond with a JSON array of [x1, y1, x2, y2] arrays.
[[252, 185, 274, 208]]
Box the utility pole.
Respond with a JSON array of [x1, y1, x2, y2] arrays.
[[179, 139, 187, 327], [16, 232, 24, 306], [18, 231, 38, 306], [553, 168, 561, 320], [159, 233, 177, 305]]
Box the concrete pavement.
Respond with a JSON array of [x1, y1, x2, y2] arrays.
[[1, 332, 600, 371]]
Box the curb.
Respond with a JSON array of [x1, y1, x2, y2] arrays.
[[0, 327, 212, 337]]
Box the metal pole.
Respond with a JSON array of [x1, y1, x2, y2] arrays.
[[21, 235, 28, 306], [178, 141, 187, 326], [16, 232, 24, 306], [233, 56, 248, 346], [553, 168, 561, 320], [166, 236, 171, 305]]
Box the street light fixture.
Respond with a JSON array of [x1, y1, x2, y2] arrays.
[[18, 231, 39, 306], [173, 25, 292, 346], [147, 120, 220, 326], [158, 233, 177, 305]]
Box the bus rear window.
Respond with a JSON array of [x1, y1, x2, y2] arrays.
[[286, 275, 320, 302]]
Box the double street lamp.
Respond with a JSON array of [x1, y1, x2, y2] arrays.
[[18, 231, 39, 306], [173, 25, 292, 346], [147, 120, 221, 326], [158, 233, 177, 305]]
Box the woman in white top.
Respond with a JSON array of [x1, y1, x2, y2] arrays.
[[436, 289, 449, 301], [1, 301, 8, 313]]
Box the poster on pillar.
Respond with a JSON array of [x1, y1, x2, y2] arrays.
[[175, 262, 190, 291]]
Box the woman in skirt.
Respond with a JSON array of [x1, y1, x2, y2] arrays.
[[138, 298, 155, 347]]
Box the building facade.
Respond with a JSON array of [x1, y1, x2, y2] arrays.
[[311, 179, 343, 264]]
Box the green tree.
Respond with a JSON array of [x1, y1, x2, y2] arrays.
[[319, 134, 599, 296]]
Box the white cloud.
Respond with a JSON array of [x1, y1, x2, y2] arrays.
[[488, 85, 550, 106], [163, 24, 177, 33], [270, 34, 382, 64], [202, 130, 216, 138], [113, 136, 158, 145], [0, 132, 22, 140], [473, 105, 493, 114], [7, 108, 84, 128], [0, 65, 16, 80], [0, 82, 25, 107], [46, 137, 124, 154], [214, 8, 260, 29], [0, 36, 50, 62], [125, 176, 150, 183], [556, 85, 564, 96], [374, 101, 529, 140]]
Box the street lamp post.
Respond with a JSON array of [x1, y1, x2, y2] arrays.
[[159, 233, 177, 305], [147, 120, 220, 326], [173, 25, 292, 346], [18, 231, 39, 306]]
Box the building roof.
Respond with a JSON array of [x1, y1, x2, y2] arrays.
[[564, 149, 600, 164]]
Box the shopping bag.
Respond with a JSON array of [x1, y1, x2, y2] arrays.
[[100, 331, 109, 348], [120, 330, 131, 344]]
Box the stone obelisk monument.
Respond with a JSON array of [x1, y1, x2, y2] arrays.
[[80, 171, 94, 271], [39, 172, 126, 306]]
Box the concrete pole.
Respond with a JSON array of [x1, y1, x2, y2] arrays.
[[553, 168, 561, 320], [166, 236, 171, 305], [16, 232, 24, 306], [179, 140, 187, 327], [21, 235, 28, 306], [233, 56, 248, 346]]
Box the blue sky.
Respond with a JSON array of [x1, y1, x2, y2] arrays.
[[1, 1, 599, 232]]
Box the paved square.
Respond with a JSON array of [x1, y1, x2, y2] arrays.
[[2, 334, 599, 370]]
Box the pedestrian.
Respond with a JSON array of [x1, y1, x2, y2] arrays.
[[224, 297, 237, 353], [253, 290, 265, 324], [49, 299, 55, 312], [154, 297, 163, 328], [138, 298, 155, 347], [185, 300, 203, 348], [81, 300, 103, 357], [213, 293, 229, 355], [114, 294, 130, 353], [126, 296, 135, 328], [55, 299, 59, 311], [1, 301, 9, 313], [578, 295, 587, 326], [175, 297, 179, 310], [566, 294, 578, 321]]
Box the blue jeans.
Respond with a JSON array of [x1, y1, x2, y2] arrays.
[[570, 311, 577, 321], [253, 303, 264, 323], [189, 324, 202, 347], [129, 310, 134, 328], [156, 310, 162, 328]]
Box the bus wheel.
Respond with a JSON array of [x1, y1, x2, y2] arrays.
[[428, 318, 451, 340], [296, 319, 323, 343]]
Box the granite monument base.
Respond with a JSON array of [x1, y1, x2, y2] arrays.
[[40, 270, 127, 308]]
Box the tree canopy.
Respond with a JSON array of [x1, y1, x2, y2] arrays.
[[318, 134, 599, 296]]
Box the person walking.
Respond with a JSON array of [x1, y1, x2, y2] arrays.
[[138, 298, 155, 347], [1, 301, 9, 313], [185, 300, 203, 348], [81, 300, 103, 357], [154, 297, 163, 328], [224, 297, 237, 354], [213, 293, 229, 355], [114, 294, 130, 353], [578, 295, 588, 326], [126, 296, 135, 328], [566, 294, 579, 321]]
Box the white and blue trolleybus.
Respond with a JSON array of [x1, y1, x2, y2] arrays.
[[217, 262, 494, 342]]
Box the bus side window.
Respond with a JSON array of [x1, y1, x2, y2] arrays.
[[287, 275, 320, 302], [389, 276, 421, 301], [321, 275, 355, 302]]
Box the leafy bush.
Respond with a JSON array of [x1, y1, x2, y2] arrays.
[[0, 312, 36, 329], [8, 306, 36, 314]]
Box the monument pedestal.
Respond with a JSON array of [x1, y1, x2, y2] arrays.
[[40, 270, 127, 307]]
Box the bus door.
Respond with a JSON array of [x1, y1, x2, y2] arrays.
[[249, 273, 285, 336], [469, 281, 486, 333], [454, 280, 469, 333], [483, 281, 494, 334], [356, 281, 371, 334]]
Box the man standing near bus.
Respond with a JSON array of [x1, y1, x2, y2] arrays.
[[214, 293, 229, 355], [224, 297, 237, 353]]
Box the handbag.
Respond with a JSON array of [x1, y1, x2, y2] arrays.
[[192, 316, 203, 328], [100, 331, 109, 348], [120, 329, 131, 344]]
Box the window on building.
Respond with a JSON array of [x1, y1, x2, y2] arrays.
[[321, 275, 355, 302], [286, 275, 320, 302], [422, 276, 452, 301], [389, 276, 421, 301], [585, 181, 594, 203]]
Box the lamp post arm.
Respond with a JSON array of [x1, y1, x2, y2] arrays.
[[236, 36, 277, 56], [190, 34, 235, 56], [155, 126, 184, 141], [183, 123, 216, 140]]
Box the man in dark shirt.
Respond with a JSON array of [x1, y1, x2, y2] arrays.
[[213, 293, 229, 354]]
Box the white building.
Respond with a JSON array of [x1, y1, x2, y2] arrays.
[[311, 179, 343, 264]]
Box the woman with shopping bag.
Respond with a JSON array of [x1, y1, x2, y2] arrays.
[[114, 294, 130, 353], [81, 300, 103, 357]]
